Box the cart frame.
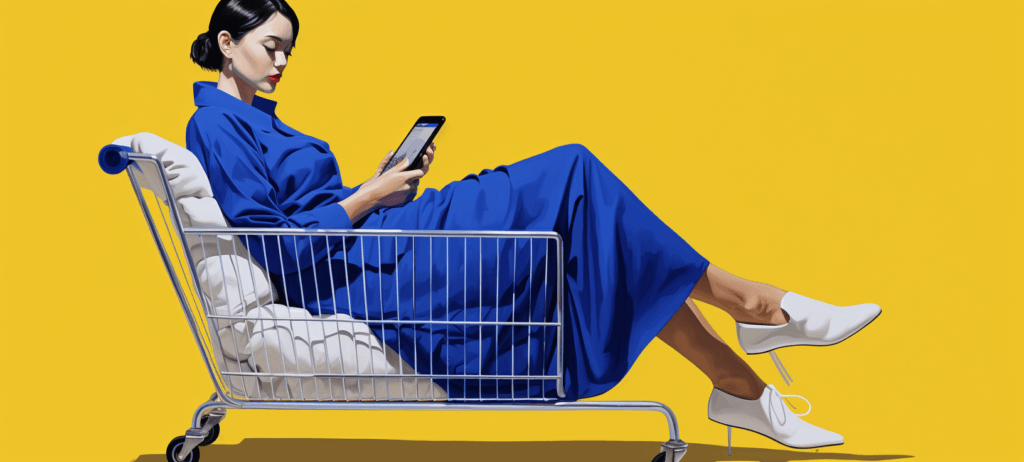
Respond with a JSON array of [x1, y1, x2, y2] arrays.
[[100, 146, 688, 462]]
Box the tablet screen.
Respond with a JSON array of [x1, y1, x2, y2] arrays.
[[386, 122, 438, 172]]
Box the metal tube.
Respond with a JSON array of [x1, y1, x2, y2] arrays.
[[394, 236, 405, 401], [543, 239, 548, 397], [528, 238, 533, 398], [429, 237, 435, 399], [241, 233, 269, 400], [223, 237, 249, 399], [512, 237, 516, 401], [291, 235, 315, 400], [324, 235, 345, 400], [556, 235, 565, 398], [185, 228, 560, 239], [478, 238, 483, 400], [126, 162, 227, 400], [463, 238, 468, 397], [275, 235, 295, 399], [200, 316, 557, 326], [358, 237, 369, 399], [308, 235, 334, 400], [130, 155, 228, 399], [257, 235, 279, 399], [495, 238, 499, 397], [412, 236, 418, 398], [445, 236, 449, 402], [223, 371, 564, 380]]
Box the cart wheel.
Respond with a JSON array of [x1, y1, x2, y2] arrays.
[[166, 436, 200, 462], [199, 420, 220, 446], [651, 452, 666, 462]]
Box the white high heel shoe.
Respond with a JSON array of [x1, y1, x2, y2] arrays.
[[736, 292, 881, 354], [708, 384, 843, 453]]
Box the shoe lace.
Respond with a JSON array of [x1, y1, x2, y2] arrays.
[[769, 387, 812, 426]]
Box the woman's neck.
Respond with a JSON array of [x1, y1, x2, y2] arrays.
[[217, 67, 257, 105]]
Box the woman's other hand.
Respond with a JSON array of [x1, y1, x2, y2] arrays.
[[339, 150, 426, 224]]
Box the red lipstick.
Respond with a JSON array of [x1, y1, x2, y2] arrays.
[[269, 73, 282, 82]]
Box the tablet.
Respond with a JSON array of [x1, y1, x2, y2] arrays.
[[383, 116, 445, 173]]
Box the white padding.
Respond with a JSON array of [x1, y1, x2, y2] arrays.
[[245, 304, 443, 400]]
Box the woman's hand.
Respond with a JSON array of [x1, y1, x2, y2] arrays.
[[371, 143, 436, 199], [339, 150, 428, 224], [373, 150, 430, 207], [406, 142, 436, 188]]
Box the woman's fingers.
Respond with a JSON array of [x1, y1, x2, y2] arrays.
[[382, 158, 410, 176], [374, 150, 395, 177], [426, 143, 436, 164], [420, 154, 431, 175], [400, 167, 426, 181], [383, 159, 419, 178]]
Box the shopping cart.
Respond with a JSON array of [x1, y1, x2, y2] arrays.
[[99, 139, 689, 462]]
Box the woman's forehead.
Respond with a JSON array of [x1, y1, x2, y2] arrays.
[[251, 13, 294, 44]]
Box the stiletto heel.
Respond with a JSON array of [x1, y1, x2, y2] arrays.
[[727, 426, 732, 456]]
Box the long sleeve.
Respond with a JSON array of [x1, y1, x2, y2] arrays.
[[186, 109, 354, 275]]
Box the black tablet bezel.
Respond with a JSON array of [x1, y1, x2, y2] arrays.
[[387, 116, 445, 172]]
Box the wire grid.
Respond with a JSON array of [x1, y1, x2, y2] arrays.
[[128, 161, 564, 403]]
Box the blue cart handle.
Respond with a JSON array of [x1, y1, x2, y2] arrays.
[[99, 144, 133, 175]]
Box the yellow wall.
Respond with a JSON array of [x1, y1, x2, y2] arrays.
[[1, 1, 1021, 460]]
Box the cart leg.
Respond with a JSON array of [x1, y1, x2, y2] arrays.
[[660, 439, 688, 462], [168, 396, 229, 461], [200, 408, 226, 433], [188, 395, 228, 445], [192, 393, 227, 430], [551, 401, 688, 461]]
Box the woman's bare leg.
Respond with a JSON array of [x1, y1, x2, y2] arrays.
[[690, 264, 789, 326], [657, 298, 766, 400], [654, 264, 799, 399]]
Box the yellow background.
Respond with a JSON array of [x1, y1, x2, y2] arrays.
[[1, 0, 1021, 461]]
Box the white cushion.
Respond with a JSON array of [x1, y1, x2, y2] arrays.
[[243, 304, 442, 400], [113, 132, 444, 400], [113, 132, 277, 323]]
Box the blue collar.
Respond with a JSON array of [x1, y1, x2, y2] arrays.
[[193, 81, 278, 124]]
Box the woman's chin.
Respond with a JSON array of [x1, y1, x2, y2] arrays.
[[260, 82, 278, 94]]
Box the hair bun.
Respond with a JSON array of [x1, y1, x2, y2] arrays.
[[190, 31, 221, 72]]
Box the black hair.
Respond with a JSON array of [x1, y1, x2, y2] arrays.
[[190, 0, 299, 72]]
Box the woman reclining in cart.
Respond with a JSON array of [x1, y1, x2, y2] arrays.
[[185, 0, 881, 450]]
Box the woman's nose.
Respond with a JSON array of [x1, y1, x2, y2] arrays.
[[274, 51, 288, 67]]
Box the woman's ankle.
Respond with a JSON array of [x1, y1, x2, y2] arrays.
[[735, 287, 788, 325], [714, 377, 766, 401]]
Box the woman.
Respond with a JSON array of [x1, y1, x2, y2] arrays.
[[186, 0, 880, 449]]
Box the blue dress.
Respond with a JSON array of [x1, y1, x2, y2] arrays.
[[186, 81, 710, 401]]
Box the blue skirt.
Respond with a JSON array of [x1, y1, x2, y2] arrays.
[[273, 144, 710, 401]]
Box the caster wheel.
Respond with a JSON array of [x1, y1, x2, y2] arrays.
[[651, 452, 666, 462], [199, 418, 220, 446], [166, 436, 200, 462]]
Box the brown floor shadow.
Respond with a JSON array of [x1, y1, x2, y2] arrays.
[[137, 439, 914, 462]]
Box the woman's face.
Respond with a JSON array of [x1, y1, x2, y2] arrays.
[[217, 12, 293, 94]]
